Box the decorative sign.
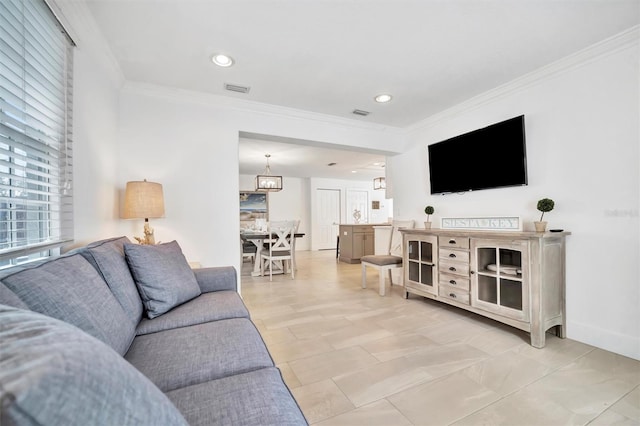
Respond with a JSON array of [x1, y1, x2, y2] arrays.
[[441, 216, 521, 231]]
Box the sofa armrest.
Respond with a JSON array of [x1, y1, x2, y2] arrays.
[[193, 266, 237, 293]]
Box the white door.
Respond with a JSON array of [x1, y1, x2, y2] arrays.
[[314, 189, 340, 250], [346, 189, 369, 223]]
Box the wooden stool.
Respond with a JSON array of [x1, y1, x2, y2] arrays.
[[361, 254, 403, 296]]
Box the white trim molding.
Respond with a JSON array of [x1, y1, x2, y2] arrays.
[[407, 25, 640, 136]]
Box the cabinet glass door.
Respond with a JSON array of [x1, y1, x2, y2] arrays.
[[471, 240, 529, 321], [405, 235, 437, 296]]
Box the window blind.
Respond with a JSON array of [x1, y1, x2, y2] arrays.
[[0, 0, 74, 266]]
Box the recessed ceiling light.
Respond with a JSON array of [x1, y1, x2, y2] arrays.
[[351, 170, 357, 173], [212, 54, 234, 67], [374, 94, 392, 103]]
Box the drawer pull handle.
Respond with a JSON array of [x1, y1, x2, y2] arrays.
[[449, 267, 456, 271], [449, 293, 457, 298], [448, 239, 456, 244], [449, 253, 456, 258], [449, 280, 456, 285]]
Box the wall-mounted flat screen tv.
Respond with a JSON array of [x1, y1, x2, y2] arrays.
[[428, 115, 528, 195]]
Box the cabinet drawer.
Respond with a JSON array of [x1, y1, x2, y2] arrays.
[[353, 226, 374, 234], [439, 287, 470, 305], [439, 273, 470, 291], [439, 248, 469, 263], [439, 259, 470, 276], [439, 236, 470, 249]]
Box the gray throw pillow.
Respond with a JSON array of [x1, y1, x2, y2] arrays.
[[0, 254, 136, 356], [0, 281, 28, 310], [0, 305, 189, 426], [80, 236, 144, 325], [125, 241, 201, 319]]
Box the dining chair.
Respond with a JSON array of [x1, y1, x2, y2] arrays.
[[241, 238, 256, 264], [360, 220, 414, 296], [260, 223, 295, 281], [269, 219, 300, 270]]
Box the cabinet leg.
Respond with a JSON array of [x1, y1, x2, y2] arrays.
[[530, 330, 545, 348], [404, 291, 409, 299], [555, 324, 566, 339]]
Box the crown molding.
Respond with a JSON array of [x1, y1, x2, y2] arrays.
[[121, 81, 406, 136], [131, 25, 636, 140], [407, 25, 639, 134]]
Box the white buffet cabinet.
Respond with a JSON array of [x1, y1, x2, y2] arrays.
[[400, 229, 570, 348]]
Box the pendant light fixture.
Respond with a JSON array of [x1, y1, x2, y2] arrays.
[[255, 154, 283, 192]]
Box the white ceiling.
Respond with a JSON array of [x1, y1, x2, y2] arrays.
[[239, 133, 390, 180], [80, 0, 639, 179]]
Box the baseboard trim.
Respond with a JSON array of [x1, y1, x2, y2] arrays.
[[567, 320, 639, 361]]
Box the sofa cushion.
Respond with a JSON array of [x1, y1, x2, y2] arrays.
[[125, 240, 201, 319], [167, 368, 308, 426], [0, 254, 136, 355], [0, 281, 28, 310], [79, 236, 144, 325], [0, 305, 189, 426], [136, 291, 250, 336], [125, 318, 273, 392]]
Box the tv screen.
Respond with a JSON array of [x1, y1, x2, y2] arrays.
[[428, 115, 528, 194]]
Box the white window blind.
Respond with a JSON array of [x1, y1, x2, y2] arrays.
[[0, 0, 74, 266]]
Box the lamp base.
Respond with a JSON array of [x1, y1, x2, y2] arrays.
[[134, 221, 156, 245]]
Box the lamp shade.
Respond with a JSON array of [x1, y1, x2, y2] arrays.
[[123, 180, 165, 219]]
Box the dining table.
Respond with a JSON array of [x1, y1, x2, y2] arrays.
[[241, 231, 305, 277]]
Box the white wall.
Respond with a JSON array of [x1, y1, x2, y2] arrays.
[[112, 84, 404, 289], [58, 0, 123, 247], [390, 30, 639, 359]]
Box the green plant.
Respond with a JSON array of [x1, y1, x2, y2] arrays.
[[536, 198, 555, 222], [424, 205, 435, 222]]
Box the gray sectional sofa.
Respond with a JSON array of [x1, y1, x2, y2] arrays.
[[0, 236, 307, 426]]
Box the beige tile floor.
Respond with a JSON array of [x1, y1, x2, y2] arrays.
[[241, 250, 640, 426]]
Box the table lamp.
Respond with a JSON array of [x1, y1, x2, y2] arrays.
[[123, 179, 165, 245]]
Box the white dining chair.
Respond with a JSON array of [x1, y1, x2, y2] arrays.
[[260, 223, 295, 281], [360, 220, 414, 296], [270, 219, 300, 270]]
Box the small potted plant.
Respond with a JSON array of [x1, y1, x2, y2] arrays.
[[535, 198, 554, 232], [424, 205, 435, 229]]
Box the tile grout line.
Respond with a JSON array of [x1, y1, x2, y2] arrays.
[[450, 345, 600, 425], [584, 382, 640, 425]]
